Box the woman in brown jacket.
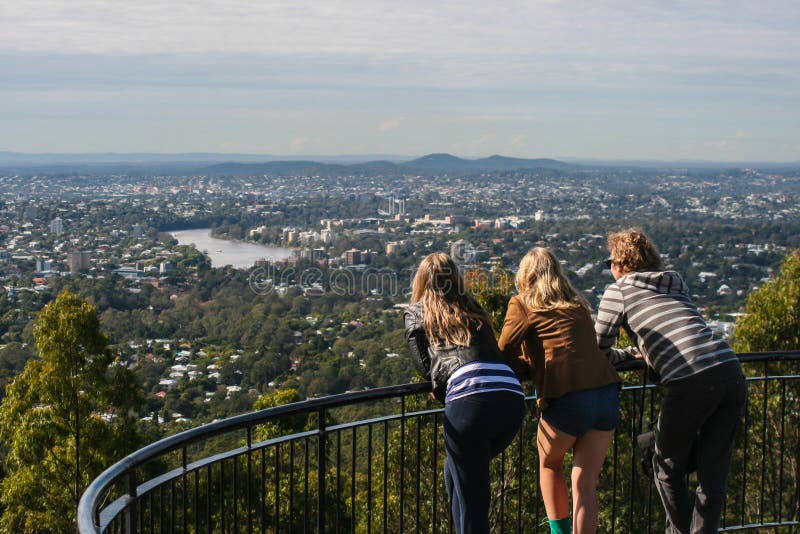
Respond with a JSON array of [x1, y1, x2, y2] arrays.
[[499, 248, 620, 534]]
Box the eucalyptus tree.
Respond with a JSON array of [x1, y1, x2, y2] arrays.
[[0, 291, 142, 533]]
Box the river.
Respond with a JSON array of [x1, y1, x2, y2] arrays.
[[171, 228, 293, 269]]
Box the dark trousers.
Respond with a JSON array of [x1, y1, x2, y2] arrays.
[[653, 364, 746, 534], [443, 391, 525, 534]]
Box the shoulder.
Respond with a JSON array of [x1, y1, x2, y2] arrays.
[[404, 302, 424, 329], [601, 281, 624, 295], [506, 295, 529, 317]]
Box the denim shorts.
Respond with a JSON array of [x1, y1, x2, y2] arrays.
[[542, 383, 620, 437]]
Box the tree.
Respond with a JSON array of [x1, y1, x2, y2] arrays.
[[730, 250, 800, 525], [465, 264, 515, 333], [733, 250, 800, 352], [0, 291, 143, 533]]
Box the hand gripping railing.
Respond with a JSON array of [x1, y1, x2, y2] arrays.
[[79, 351, 800, 533]]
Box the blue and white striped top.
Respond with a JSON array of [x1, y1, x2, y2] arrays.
[[445, 361, 525, 403]]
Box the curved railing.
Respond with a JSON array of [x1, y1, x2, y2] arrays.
[[79, 352, 800, 533]]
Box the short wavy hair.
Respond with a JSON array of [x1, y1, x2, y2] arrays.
[[608, 229, 662, 272]]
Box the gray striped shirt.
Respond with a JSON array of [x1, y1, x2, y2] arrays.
[[596, 271, 738, 383]]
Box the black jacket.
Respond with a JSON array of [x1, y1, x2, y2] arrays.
[[404, 302, 505, 402]]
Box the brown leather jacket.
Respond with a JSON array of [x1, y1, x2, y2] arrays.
[[498, 295, 619, 403]]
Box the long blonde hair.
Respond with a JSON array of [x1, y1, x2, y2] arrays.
[[515, 248, 590, 312], [411, 253, 491, 347]]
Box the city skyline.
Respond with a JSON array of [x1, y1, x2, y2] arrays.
[[1, 1, 799, 162]]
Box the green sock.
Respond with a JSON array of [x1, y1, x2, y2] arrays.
[[548, 517, 571, 534]]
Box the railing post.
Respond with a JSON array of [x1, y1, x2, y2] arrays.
[[125, 469, 138, 533], [318, 407, 327, 534]]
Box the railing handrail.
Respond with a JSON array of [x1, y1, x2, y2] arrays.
[[78, 350, 800, 533]]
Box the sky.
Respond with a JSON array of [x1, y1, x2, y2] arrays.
[[1, 1, 799, 161]]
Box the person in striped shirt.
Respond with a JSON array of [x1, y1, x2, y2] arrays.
[[404, 253, 525, 534], [596, 229, 746, 534]]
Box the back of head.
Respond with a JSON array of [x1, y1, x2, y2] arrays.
[[607, 229, 662, 272], [411, 252, 489, 346], [515, 247, 589, 312]]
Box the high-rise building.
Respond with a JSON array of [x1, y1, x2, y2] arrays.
[[68, 251, 91, 273], [49, 217, 64, 235], [345, 249, 362, 266], [35, 258, 52, 273]]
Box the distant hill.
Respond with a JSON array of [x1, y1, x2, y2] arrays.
[[403, 153, 572, 171], [198, 153, 575, 176], [4, 151, 794, 175]]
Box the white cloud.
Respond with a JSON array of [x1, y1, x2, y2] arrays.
[[1, 0, 798, 60], [0, 1, 798, 159], [378, 117, 404, 132], [290, 137, 311, 149]]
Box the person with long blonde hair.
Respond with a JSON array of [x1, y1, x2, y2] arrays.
[[499, 248, 620, 534], [405, 252, 525, 534]]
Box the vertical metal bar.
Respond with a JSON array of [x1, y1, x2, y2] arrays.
[[646, 384, 654, 534], [317, 407, 327, 534], [220, 461, 226, 534], [124, 469, 138, 533], [159, 484, 165, 534], [367, 424, 373, 534], [234, 454, 239, 534], [741, 380, 750, 526], [383, 419, 389, 533], [275, 443, 281, 534], [182, 447, 187, 534], [139, 483, 145, 534], [400, 396, 406, 534], [260, 446, 266, 534], [534, 402, 542, 532], [629, 386, 638, 531], [416, 414, 422, 534], [760, 362, 768, 525], [336, 429, 342, 533], [304, 438, 310, 534], [611, 426, 618, 532], [194, 469, 199, 534], [778, 379, 787, 521], [432, 412, 438, 534], [289, 441, 295, 532], [170, 478, 176, 533], [351, 427, 357, 534], [499, 449, 506, 532], [206, 464, 211, 534], [248, 427, 253, 534], [516, 413, 524, 534]]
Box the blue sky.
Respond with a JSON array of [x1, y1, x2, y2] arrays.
[[1, 0, 799, 161]]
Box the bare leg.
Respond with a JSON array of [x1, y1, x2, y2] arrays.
[[538, 417, 577, 521], [571, 429, 615, 534]]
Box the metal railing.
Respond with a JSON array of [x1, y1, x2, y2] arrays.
[[79, 351, 800, 533]]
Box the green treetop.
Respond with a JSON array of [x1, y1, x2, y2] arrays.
[[733, 250, 800, 352], [0, 291, 143, 533]]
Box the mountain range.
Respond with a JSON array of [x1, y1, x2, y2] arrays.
[[0, 151, 797, 174]]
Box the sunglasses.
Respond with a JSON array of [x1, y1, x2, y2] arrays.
[[604, 258, 614, 269]]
